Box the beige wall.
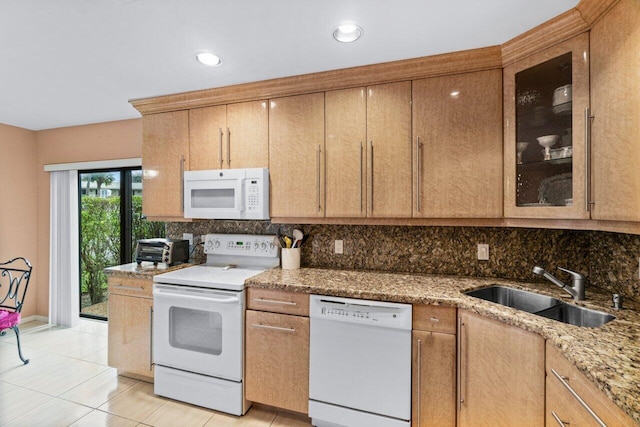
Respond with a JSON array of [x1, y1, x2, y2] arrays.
[[35, 119, 142, 316], [0, 124, 38, 317]]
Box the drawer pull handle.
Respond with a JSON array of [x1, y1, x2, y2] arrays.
[[251, 323, 296, 333], [551, 411, 569, 426], [112, 284, 144, 291], [253, 298, 297, 306], [551, 369, 606, 427], [430, 317, 440, 323]]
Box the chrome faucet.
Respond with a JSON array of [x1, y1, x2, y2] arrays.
[[532, 266, 586, 301]]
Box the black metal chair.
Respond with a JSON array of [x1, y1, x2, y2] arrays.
[[0, 257, 32, 364]]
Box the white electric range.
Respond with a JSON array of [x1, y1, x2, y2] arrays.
[[152, 233, 279, 416]]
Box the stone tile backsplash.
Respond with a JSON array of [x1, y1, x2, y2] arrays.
[[167, 221, 640, 301]]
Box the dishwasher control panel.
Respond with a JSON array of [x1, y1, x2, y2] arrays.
[[310, 295, 412, 330]]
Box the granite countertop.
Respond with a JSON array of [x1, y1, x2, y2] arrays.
[[104, 261, 196, 279], [247, 267, 640, 424]]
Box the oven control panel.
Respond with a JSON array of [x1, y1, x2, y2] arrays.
[[204, 234, 278, 257]]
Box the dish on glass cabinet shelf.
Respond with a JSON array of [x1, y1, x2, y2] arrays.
[[541, 146, 573, 160], [538, 173, 572, 206]]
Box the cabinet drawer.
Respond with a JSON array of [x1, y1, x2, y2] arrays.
[[108, 276, 153, 298], [546, 343, 635, 426], [247, 288, 309, 316], [413, 305, 456, 334]]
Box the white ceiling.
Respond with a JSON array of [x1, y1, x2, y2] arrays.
[[1, 0, 579, 131]]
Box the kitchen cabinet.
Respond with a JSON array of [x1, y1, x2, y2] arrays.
[[546, 342, 635, 426], [412, 305, 457, 427], [269, 93, 325, 218], [142, 110, 189, 220], [457, 310, 544, 426], [325, 87, 367, 217], [590, 0, 640, 222], [245, 288, 310, 414], [325, 82, 412, 218], [413, 70, 503, 218], [367, 81, 412, 218], [107, 276, 154, 382], [503, 33, 590, 220], [189, 101, 269, 171]]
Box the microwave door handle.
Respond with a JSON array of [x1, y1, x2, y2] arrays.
[[153, 290, 240, 304]]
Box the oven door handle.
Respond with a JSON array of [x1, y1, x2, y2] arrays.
[[153, 289, 240, 304]]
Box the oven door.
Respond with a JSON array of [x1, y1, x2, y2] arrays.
[[153, 284, 244, 381]]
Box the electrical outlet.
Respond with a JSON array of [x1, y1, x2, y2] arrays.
[[335, 240, 344, 254], [477, 244, 489, 261], [183, 233, 194, 246]]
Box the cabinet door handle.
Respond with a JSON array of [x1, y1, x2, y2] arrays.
[[252, 298, 297, 306], [551, 369, 606, 427], [416, 136, 423, 212], [551, 411, 569, 426], [360, 141, 364, 213], [227, 127, 231, 167], [180, 154, 185, 213], [218, 128, 224, 169], [417, 338, 422, 427], [111, 284, 144, 291], [317, 145, 322, 212], [457, 317, 466, 411], [585, 107, 594, 213], [149, 306, 154, 371], [369, 141, 374, 213], [251, 323, 296, 333]]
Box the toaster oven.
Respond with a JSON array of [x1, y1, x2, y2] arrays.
[[135, 238, 189, 266]]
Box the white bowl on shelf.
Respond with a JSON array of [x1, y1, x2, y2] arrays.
[[537, 135, 559, 160]]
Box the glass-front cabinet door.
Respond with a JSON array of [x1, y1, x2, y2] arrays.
[[504, 33, 590, 219]]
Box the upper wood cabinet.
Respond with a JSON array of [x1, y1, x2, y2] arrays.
[[457, 310, 545, 426], [142, 110, 189, 220], [189, 100, 269, 171], [269, 93, 325, 218], [504, 33, 590, 220], [590, 0, 640, 222], [413, 70, 503, 218], [325, 87, 367, 217], [367, 81, 413, 218]]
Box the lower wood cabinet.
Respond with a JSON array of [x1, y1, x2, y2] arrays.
[[457, 310, 545, 426], [245, 288, 310, 414], [412, 305, 457, 427], [546, 342, 635, 427], [107, 276, 154, 382]]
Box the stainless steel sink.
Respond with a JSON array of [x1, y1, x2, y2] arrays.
[[464, 285, 615, 328], [464, 286, 561, 313], [535, 304, 615, 328]]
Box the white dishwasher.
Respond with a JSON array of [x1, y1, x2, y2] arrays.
[[309, 295, 412, 427]]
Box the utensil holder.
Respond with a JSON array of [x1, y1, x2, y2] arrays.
[[281, 248, 301, 270]]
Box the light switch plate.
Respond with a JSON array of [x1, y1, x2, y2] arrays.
[[335, 240, 344, 254], [477, 243, 489, 261]]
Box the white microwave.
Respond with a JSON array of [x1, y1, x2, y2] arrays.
[[183, 168, 269, 220]]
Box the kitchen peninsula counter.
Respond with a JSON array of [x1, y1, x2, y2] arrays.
[[247, 267, 640, 424]]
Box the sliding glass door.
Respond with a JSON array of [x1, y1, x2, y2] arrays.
[[78, 167, 165, 320]]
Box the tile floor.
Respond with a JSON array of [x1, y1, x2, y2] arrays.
[[0, 320, 312, 427]]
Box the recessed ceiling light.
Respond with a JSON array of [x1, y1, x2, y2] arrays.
[[195, 52, 222, 67], [333, 22, 363, 43]]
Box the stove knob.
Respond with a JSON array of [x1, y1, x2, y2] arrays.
[[254, 242, 259, 250], [206, 240, 214, 250], [214, 240, 220, 249], [260, 242, 267, 250], [269, 242, 275, 250]]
